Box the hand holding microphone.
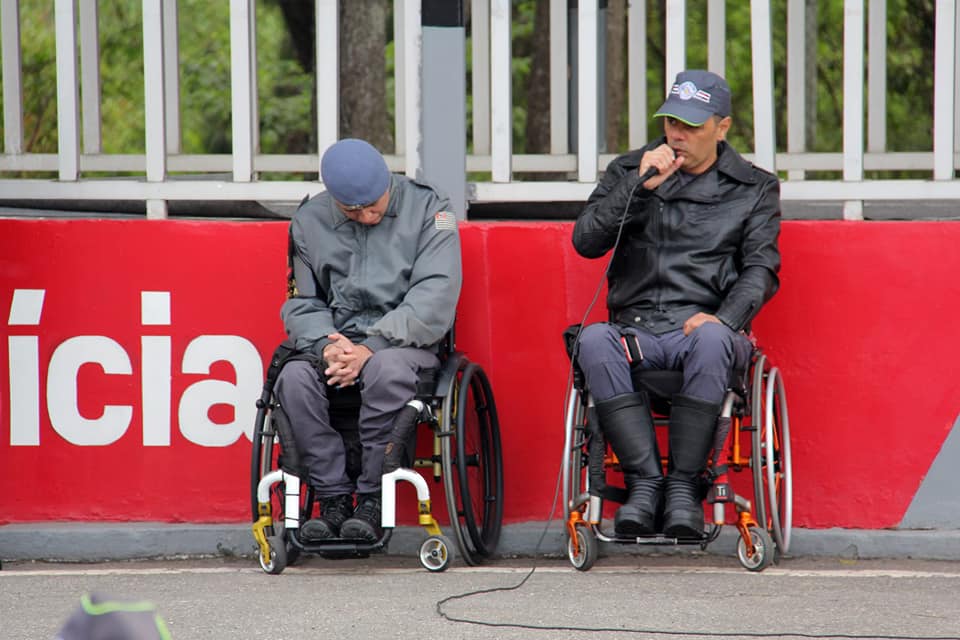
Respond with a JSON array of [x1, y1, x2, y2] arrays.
[[638, 144, 684, 190]]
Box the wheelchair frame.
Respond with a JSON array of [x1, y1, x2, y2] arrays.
[[250, 342, 504, 573], [561, 347, 792, 572]]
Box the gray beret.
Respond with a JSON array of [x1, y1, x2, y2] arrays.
[[320, 138, 390, 209]]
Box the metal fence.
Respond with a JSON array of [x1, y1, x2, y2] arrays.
[[1, 0, 959, 219]]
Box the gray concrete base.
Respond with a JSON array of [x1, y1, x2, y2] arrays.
[[3, 521, 960, 563]]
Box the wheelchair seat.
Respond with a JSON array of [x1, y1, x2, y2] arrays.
[[251, 337, 503, 573], [630, 363, 750, 416]]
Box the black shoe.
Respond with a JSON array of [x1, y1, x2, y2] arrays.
[[301, 494, 354, 542], [339, 493, 383, 543]]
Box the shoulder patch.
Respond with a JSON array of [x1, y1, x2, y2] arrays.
[[434, 211, 457, 230]]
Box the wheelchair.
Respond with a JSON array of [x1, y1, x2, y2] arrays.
[[562, 332, 792, 572], [250, 332, 503, 574]]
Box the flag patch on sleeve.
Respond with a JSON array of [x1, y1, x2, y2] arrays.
[[434, 211, 457, 230]]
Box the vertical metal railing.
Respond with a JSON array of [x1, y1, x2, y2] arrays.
[[576, 1, 598, 182], [143, 0, 167, 218], [2, 0, 960, 211], [54, 0, 79, 182], [751, 0, 776, 173], [933, 0, 957, 181], [1, 0, 23, 155], [489, 0, 511, 183], [842, 0, 865, 220]]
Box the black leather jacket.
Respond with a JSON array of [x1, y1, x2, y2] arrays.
[[573, 138, 781, 334]]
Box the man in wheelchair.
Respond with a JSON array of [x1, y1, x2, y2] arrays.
[[571, 70, 781, 540], [277, 138, 461, 544]]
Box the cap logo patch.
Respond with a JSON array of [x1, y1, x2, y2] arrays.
[[675, 81, 698, 100], [434, 211, 457, 230], [672, 81, 712, 104]]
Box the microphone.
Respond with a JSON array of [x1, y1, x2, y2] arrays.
[[639, 165, 659, 184]]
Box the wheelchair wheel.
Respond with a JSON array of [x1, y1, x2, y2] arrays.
[[736, 525, 775, 572], [750, 354, 793, 556], [258, 533, 288, 575], [567, 525, 598, 571], [440, 361, 504, 565], [561, 386, 588, 523], [419, 535, 454, 572], [251, 398, 304, 567], [251, 402, 274, 523]]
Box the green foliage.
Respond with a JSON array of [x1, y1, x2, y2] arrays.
[[0, 0, 942, 177], [0, 0, 313, 161]]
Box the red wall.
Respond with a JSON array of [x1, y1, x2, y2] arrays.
[[2, 219, 958, 529]]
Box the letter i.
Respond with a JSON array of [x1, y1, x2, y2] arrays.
[[8, 289, 45, 446], [141, 291, 172, 446]]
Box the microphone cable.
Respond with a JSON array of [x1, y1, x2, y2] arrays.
[[435, 168, 649, 621], [433, 165, 959, 640]]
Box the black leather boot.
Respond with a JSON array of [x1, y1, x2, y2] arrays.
[[663, 394, 721, 538], [595, 392, 662, 535]]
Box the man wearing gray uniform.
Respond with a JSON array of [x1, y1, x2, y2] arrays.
[[572, 70, 781, 539], [277, 138, 462, 543]]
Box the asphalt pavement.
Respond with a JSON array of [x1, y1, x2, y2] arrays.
[[3, 554, 960, 640]]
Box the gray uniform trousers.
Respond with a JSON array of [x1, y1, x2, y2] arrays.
[[576, 321, 752, 404], [274, 347, 440, 497]]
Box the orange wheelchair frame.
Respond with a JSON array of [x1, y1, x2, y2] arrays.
[[562, 347, 792, 571]]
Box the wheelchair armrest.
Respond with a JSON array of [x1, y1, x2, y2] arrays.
[[427, 351, 470, 400]]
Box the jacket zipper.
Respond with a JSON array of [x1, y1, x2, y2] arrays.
[[358, 224, 369, 312], [654, 198, 665, 313]]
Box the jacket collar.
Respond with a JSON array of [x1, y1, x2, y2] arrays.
[[649, 138, 757, 201]]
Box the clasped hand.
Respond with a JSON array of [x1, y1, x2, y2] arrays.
[[321, 333, 373, 388]]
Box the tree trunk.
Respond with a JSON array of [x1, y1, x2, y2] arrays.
[[339, 0, 392, 150], [605, 0, 626, 152], [805, 0, 817, 150], [525, 0, 551, 154], [272, 0, 392, 151]]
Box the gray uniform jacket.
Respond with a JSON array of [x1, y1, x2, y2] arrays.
[[282, 175, 462, 356]]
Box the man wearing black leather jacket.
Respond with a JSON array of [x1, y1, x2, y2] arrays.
[[572, 70, 781, 539]]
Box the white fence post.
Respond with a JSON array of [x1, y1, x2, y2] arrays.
[[933, 0, 956, 181], [143, 0, 168, 219], [490, 0, 511, 182], [54, 0, 80, 182], [316, 0, 339, 167], [577, 0, 598, 182], [1, 0, 24, 155], [842, 0, 865, 220], [750, 0, 776, 173]]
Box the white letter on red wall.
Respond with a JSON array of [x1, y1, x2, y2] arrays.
[[46, 336, 133, 445], [8, 289, 45, 446], [141, 291, 172, 446], [179, 336, 261, 446]]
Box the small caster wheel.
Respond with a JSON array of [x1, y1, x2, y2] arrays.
[[567, 525, 598, 571], [419, 535, 453, 572], [258, 534, 288, 575], [737, 526, 775, 572]]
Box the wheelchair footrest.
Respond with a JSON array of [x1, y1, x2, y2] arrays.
[[289, 529, 393, 556]]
